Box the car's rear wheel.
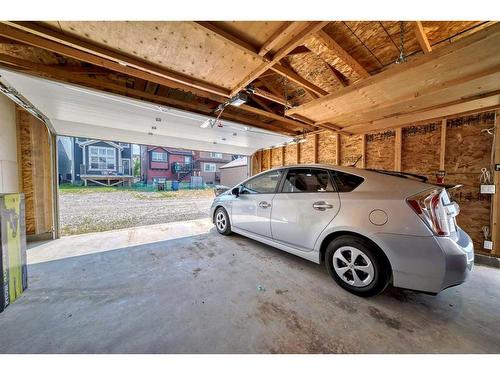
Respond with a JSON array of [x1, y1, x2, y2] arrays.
[[214, 207, 232, 235], [325, 235, 390, 297]]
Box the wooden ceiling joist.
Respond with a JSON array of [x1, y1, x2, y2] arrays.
[[0, 22, 325, 134], [252, 86, 288, 106], [258, 22, 297, 56], [0, 22, 231, 101], [287, 45, 311, 56], [239, 104, 316, 131], [229, 21, 329, 96], [193, 21, 260, 55], [344, 94, 500, 134], [270, 64, 328, 97], [286, 22, 500, 133], [0, 54, 298, 135], [326, 64, 348, 87], [311, 30, 370, 79], [414, 21, 432, 54], [2, 20, 494, 138], [250, 95, 274, 113], [194, 21, 330, 101]]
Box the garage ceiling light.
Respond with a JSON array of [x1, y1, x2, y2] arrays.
[[228, 92, 247, 107]]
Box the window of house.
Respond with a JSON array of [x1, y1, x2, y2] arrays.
[[89, 146, 116, 170], [209, 152, 223, 159], [204, 163, 217, 172], [184, 156, 192, 164], [152, 151, 167, 162]]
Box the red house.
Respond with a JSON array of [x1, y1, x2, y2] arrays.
[[140, 146, 197, 184]]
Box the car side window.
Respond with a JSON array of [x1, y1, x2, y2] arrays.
[[332, 171, 364, 192], [241, 170, 283, 194], [282, 168, 335, 193]]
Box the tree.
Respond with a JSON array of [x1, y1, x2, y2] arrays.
[[133, 157, 141, 178]]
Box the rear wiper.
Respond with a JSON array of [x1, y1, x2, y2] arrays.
[[367, 169, 428, 183]]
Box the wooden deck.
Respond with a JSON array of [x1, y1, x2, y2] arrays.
[[80, 175, 134, 187]]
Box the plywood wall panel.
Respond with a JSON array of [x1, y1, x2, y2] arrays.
[[284, 144, 297, 165], [317, 132, 338, 165], [261, 149, 271, 171], [365, 131, 395, 170], [299, 135, 316, 164], [340, 134, 363, 167], [444, 113, 495, 251], [271, 147, 283, 167], [401, 123, 441, 180]]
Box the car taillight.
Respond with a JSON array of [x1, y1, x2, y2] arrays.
[[407, 188, 452, 236]]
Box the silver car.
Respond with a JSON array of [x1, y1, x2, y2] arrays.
[[210, 164, 474, 297]]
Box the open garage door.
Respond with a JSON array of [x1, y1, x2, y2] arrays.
[[0, 68, 292, 156], [0, 68, 293, 238]]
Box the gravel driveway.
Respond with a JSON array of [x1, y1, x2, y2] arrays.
[[59, 189, 214, 236]]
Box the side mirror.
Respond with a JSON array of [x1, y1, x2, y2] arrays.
[[231, 186, 240, 197]]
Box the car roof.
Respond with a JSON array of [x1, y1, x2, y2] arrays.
[[263, 164, 370, 177], [255, 164, 434, 195]]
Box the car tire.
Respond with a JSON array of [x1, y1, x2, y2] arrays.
[[325, 235, 390, 297], [214, 207, 232, 235]]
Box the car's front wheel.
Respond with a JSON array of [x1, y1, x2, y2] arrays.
[[214, 207, 232, 235], [325, 235, 390, 297]]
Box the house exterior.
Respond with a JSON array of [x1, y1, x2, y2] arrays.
[[57, 136, 72, 183], [72, 138, 133, 186], [140, 146, 195, 184], [193, 151, 234, 185], [219, 157, 249, 187]]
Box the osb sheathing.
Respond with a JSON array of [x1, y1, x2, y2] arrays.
[[402, 123, 441, 179], [340, 134, 363, 166], [299, 135, 316, 164], [284, 144, 297, 165], [444, 113, 495, 251], [285, 52, 344, 92], [271, 147, 283, 167], [365, 131, 396, 170], [261, 149, 271, 171], [260, 74, 312, 107], [303, 36, 362, 84], [317, 132, 338, 165], [321, 21, 483, 75]]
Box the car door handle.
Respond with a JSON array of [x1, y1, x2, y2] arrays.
[[259, 201, 271, 209], [312, 201, 333, 211]]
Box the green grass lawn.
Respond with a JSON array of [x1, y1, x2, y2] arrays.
[[58, 183, 214, 199], [58, 183, 125, 194]]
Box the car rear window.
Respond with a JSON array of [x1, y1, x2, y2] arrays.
[[332, 171, 364, 192]]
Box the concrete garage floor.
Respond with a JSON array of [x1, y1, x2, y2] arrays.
[[1, 219, 500, 353]]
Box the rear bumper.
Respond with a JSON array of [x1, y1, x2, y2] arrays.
[[376, 228, 474, 294], [435, 228, 474, 291]]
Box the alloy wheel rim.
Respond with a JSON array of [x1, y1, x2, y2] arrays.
[[332, 246, 374, 287], [216, 211, 226, 231]]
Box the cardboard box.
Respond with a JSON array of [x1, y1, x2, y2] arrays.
[[0, 193, 28, 313]]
